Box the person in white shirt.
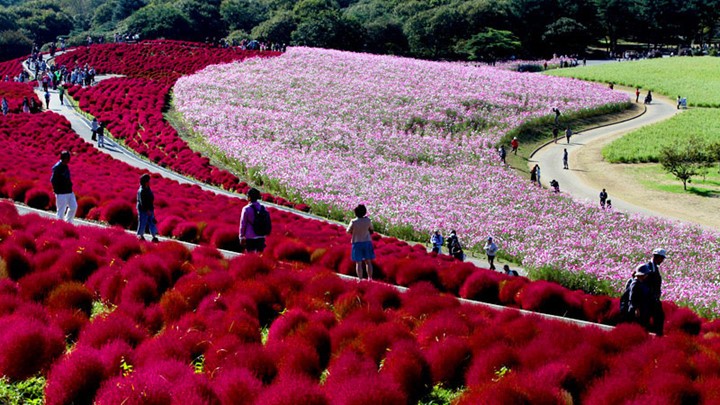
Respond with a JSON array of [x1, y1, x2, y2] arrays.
[[347, 204, 375, 280], [484, 236, 498, 270]]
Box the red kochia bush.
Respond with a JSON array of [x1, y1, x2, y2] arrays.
[[254, 373, 329, 405], [211, 367, 263, 405], [0, 315, 65, 380], [45, 347, 108, 405], [517, 280, 581, 317], [46, 281, 94, 316], [0, 244, 33, 280], [77, 311, 149, 349], [457, 373, 566, 405], [423, 335, 472, 387], [380, 340, 432, 403], [459, 269, 502, 303]]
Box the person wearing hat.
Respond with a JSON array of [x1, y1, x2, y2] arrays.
[[430, 230, 444, 254], [620, 264, 653, 328], [51, 150, 77, 223], [637, 248, 666, 335], [484, 236, 498, 270]]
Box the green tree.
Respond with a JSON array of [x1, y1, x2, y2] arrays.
[[178, 0, 225, 40], [363, 16, 408, 55], [508, 0, 560, 56], [542, 17, 593, 54], [291, 10, 363, 50], [403, 5, 466, 59], [220, 0, 268, 32], [659, 137, 710, 191], [459, 27, 520, 61], [0, 30, 33, 61], [595, 0, 642, 53], [124, 3, 189, 40], [15, 9, 74, 44], [114, 0, 146, 21], [293, 0, 339, 20], [251, 10, 296, 43]]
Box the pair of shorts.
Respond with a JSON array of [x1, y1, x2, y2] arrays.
[[351, 241, 375, 262]]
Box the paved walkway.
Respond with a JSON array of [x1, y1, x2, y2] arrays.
[[531, 89, 681, 217]]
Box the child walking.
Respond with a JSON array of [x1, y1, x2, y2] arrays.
[[347, 204, 375, 280]]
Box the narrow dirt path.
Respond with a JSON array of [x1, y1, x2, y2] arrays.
[[529, 90, 718, 229]]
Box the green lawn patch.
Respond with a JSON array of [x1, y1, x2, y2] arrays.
[[602, 109, 720, 163], [628, 164, 720, 197], [546, 57, 720, 107]]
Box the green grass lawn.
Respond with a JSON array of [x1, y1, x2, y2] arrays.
[[546, 57, 720, 107], [602, 109, 720, 163], [628, 163, 720, 197]]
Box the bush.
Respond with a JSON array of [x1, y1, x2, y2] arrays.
[[45, 347, 107, 405], [46, 281, 94, 316], [0, 316, 65, 381], [459, 270, 502, 303]]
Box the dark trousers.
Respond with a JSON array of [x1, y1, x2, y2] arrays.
[[649, 301, 665, 336], [245, 237, 266, 253]]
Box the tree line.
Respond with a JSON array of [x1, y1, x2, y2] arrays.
[[1, 0, 719, 61]]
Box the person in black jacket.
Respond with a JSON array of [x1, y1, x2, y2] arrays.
[[136, 174, 159, 242], [50, 150, 77, 223], [637, 248, 666, 335]]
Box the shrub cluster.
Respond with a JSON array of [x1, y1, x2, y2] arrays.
[[1, 202, 719, 403]]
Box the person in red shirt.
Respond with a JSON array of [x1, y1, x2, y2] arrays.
[[511, 137, 519, 155]]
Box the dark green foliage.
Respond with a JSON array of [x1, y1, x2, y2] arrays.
[[0, 30, 32, 61], [125, 3, 190, 40], [459, 27, 520, 62]]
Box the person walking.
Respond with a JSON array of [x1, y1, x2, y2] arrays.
[[565, 126, 572, 144], [635, 87, 641, 103], [136, 174, 159, 242], [563, 148, 569, 170], [50, 150, 77, 223], [446, 230, 464, 261], [499, 145, 507, 164], [1, 97, 8, 115], [552, 127, 559, 143], [511, 137, 519, 155], [239, 188, 271, 253], [347, 204, 375, 280], [430, 230, 444, 254], [96, 121, 105, 148], [644, 90, 653, 105], [484, 236, 498, 270], [620, 264, 654, 329], [552, 107, 561, 126], [599, 188, 608, 209], [91, 118, 98, 141], [44, 89, 51, 110], [636, 248, 666, 335], [58, 84, 65, 106], [535, 164, 541, 187], [530, 165, 537, 184]]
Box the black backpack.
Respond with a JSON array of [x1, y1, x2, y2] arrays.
[[619, 278, 633, 314], [252, 205, 272, 236]]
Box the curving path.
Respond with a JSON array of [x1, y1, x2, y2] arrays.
[[531, 90, 686, 221]]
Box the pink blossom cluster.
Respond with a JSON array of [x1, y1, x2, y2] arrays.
[[0, 108, 658, 326], [0, 201, 718, 404], [173, 47, 720, 313]]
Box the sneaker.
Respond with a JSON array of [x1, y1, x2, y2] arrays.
[[151, 237, 159, 243], [138, 236, 145, 241]]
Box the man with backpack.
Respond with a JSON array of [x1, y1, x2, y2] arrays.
[[620, 265, 653, 329], [239, 188, 272, 253]]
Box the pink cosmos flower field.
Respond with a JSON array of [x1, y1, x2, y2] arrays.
[[174, 47, 720, 314]]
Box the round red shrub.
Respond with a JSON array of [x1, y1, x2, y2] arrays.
[[0, 315, 65, 381], [272, 239, 311, 263], [460, 270, 502, 303], [211, 367, 263, 405], [45, 347, 107, 405], [78, 311, 149, 349], [101, 200, 135, 227], [47, 281, 94, 316], [172, 221, 199, 242], [24, 187, 51, 209], [254, 373, 328, 405], [423, 335, 472, 387], [0, 244, 33, 280]]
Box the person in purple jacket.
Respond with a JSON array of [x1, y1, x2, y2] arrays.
[[239, 188, 268, 253]]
